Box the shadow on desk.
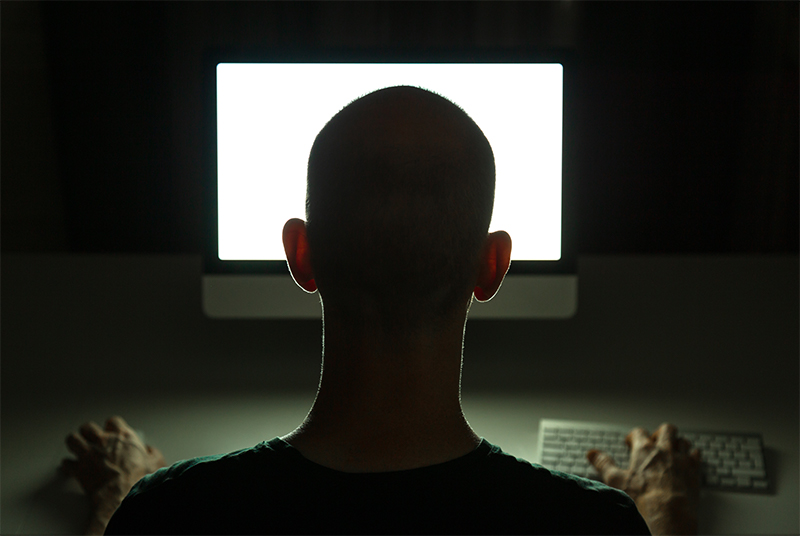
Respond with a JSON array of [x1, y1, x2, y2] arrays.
[[20, 470, 88, 535], [764, 446, 780, 495], [697, 446, 781, 534]]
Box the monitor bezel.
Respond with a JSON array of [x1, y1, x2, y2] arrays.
[[203, 47, 577, 276]]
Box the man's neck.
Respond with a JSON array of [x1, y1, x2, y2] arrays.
[[281, 312, 481, 473]]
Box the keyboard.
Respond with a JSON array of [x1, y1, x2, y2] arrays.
[[535, 419, 771, 493]]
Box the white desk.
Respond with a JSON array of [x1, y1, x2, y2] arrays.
[[2, 255, 797, 534]]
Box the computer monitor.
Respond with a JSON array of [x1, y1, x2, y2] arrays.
[[202, 49, 577, 319]]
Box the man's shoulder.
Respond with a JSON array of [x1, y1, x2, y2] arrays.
[[105, 439, 290, 535], [481, 441, 628, 500], [474, 441, 649, 534], [129, 439, 283, 496]]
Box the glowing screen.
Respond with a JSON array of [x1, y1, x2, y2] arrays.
[[216, 63, 563, 261]]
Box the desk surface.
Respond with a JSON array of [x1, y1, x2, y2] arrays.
[[3, 390, 798, 534], [2, 254, 798, 534]]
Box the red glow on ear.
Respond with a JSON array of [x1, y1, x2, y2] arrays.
[[474, 286, 488, 302]]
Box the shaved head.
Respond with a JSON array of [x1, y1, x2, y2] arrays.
[[306, 86, 495, 329]]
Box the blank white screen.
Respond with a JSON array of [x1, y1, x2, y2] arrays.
[[217, 63, 562, 261]]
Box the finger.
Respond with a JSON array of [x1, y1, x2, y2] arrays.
[[587, 450, 627, 489], [79, 422, 105, 445], [654, 423, 678, 450], [65, 432, 91, 457], [690, 447, 702, 466], [625, 428, 651, 450], [105, 416, 129, 434]]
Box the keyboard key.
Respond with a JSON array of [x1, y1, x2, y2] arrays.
[[731, 467, 767, 479], [542, 449, 562, 461], [569, 465, 588, 476]]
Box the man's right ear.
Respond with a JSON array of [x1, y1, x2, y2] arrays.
[[282, 218, 317, 293]]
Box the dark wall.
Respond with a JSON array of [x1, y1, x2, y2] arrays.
[[2, 1, 797, 254]]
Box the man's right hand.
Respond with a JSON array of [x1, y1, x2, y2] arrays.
[[587, 423, 702, 535], [62, 416, 167, 535]]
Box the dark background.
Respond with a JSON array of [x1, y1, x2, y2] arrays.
[[3, 1, 798, 255]]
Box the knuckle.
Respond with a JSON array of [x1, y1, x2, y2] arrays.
[[626, 427, 648, 446], [593, 452, 614, 470], [660, 422, 677, 434]]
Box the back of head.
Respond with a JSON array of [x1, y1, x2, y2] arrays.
[[306, 86, 495, 330]]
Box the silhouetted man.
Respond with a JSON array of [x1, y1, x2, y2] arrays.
[[63, 86, 700, 535]]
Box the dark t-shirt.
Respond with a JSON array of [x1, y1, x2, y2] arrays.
[[105, 438, 650, 535]]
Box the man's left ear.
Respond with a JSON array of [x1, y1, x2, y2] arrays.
[[473, 230, 512, 302], [282, 218, 317, 293]]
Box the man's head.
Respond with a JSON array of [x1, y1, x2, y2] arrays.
[[284, 86, 508, 331]]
